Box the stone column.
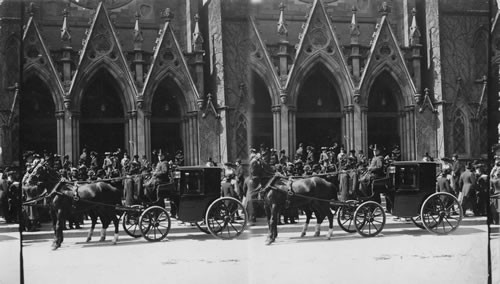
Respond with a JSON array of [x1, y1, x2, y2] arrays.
[[136, 109, 150, 160], [64, 111, 80, 163], [127, 111, 138, 156], [288, 106, 296, 157], [344, 105, 355, 150], [55, 111, 65, 156], [399, 110, 407, 160], [360, 106, 368, 153], [272, 105, 281, 151]]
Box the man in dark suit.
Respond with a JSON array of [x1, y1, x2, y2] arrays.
[[459, 162, 476, 216], [436, 168, 452, 193], [235, 159, 245, 200], [451, 154, 463, 197], [359, 145, 384, 199]]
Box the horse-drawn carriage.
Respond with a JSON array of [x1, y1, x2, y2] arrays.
[[258, 160, 463, 244], [335, 161, 463, 237], [23, 163, 248, 249], [120, 166, 248, 241]]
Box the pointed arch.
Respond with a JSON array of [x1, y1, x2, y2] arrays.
[[72, 59, 136, 114], [143, 69, 194, 115], [249, 60, 281, 106], [288, 53, 352, 108], [452, 109, 467, 155], [24, 65, 64, 111]]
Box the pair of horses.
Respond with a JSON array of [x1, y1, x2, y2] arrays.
[[22, 163, 156, 250], [244, 159, 339, 245]]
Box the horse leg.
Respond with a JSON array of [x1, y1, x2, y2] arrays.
[[53, 208, 65, 250], [100, 216, 109, 242], [265, 203, 279, 245], [326, 209, 334, 240], [300, 209, 312, 237], [272, 204, 280, 240], [50, 208, 58, 248], [86, 211, 97, 242], [313, 211, 324, 237], [112, 212, 119, 245]]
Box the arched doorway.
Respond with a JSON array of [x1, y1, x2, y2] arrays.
[[80, 69, 125, 155], [150, 77, 183, 160], [296, 66, 342, 149], [21, 76, 57, 154], [249, 72, 273, 149], [367, 72, 401, 151]]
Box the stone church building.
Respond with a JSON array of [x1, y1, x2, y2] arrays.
[[0, 0, 492, 167]]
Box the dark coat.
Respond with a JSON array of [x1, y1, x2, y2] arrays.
[[459, 169, 476, 197], [436, 175, 452, 193]]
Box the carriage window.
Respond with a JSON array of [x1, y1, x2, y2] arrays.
[[182, 171, 202, 194], [395, 167, 417, 189]]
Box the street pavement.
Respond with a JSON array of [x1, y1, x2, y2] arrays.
[[0, 213, 497, 284]]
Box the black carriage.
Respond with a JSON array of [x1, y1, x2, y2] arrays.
[[121, 166, 248, 241], [336, 161, 463, 237]]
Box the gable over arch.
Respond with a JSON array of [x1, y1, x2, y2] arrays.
[[24, 66, 64, 111]]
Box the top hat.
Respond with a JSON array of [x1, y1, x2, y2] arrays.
[[321, 147, 328, 151]]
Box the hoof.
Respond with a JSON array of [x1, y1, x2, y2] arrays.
[[313, 231, 320, 237], [52, 243, 60, 250], [85, 237, 91, 242], [99, 237, 105, 242], [265, 238, 274, 245], [300, 232, 306, 238], [326, 236, 331, 240]]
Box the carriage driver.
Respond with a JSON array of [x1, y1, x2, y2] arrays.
[[146, 150, 170, 193], [358, 144, 385, 197]]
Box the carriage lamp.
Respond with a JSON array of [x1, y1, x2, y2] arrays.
[[317, 97, 322, 107], [164, 103, 170, 112], [100, 103, 106, 112], [174, 170, 181, 179]]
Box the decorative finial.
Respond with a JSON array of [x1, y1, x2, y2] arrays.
[[133, 11, 144, 43], [192, 13, 204, 50], [350, 6, 360, 38], [379, 2, 391, 16], [277, 2, 288, 38], [161, 8, 174, 22], [61, 8, 72, 43], [409, 8, 421, 46], [27, 2, 36, 17]]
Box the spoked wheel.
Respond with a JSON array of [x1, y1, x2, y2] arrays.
[[353, 201, 386, 237], [139, 206, 171, 242], [205, 197, 248, 239], [420, 192, 463, 235], [337, 200, 358, 233], [122, 205, 143, 238], [410, 215, 425, 230], [194, 220, 210, 234]]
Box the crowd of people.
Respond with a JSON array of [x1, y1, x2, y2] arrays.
[[1, 141, 499, 231]]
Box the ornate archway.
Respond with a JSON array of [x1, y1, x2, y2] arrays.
[[249, 71, 273, 149], [296, 65, 342, 149], [150, 77, 183, 160], [21, 76, 57, 154], [80, 69, 126, 155], [367, 71, 401, 152]]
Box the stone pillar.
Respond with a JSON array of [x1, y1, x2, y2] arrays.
[[288, 106, 297, 157], [64, 111, 80, 163], [136, 109, 150, 160], [127, 111, 138, 156], [181, 116, 188, 164], [344, 105, 355, 150], [399, 110, 407, 160], [279, 103, 289, 155], [272, 105, 281, 151], [350, 7, 361, 81], [360, 106, 368, 153], [55, 111, 65, 156]]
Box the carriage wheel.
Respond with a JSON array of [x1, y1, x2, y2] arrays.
[[122, 205, 144, 238], [194, 220, 210, 234], [139, 206, 171, 242], [337, 200, 358, 233], [205, 197, 248, 240], [353, 201, 386, 237], [410, 215, 426, 230], [420, 192, 463, 235]]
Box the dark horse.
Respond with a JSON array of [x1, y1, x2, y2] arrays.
[[24, 163, 122, 250], [246, 159, 338, 245]]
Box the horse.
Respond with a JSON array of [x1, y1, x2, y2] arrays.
[[246, 159, 338, 245], [264, 175, 338, 245], [26, 163, 122, 250]]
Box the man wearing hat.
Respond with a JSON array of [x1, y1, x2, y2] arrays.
[[90, 151, 99, 173], [62, 155, 72, 171], [451, 154, 463, 196], [102, 152, 113, 177], [295, 143, 305, 163], [358, 145, 385, 198], [269, 149, 279, 166], [278, 149, 288, 166], [459, 162, 477, 216], [146, 150, 169, 206], [53, 154, 62, 171], [319, 147, 329, 168], [235, 159, 245, 200]]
